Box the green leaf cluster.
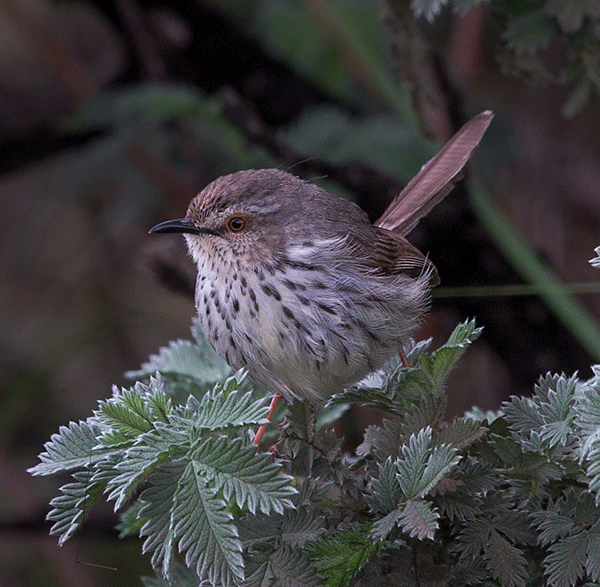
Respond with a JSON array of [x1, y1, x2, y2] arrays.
[[30, 322, 297, 586], [31, 308, 600, 586]]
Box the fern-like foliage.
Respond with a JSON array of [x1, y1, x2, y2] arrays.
[[577, 366, 600, 503], [307, 528, 380, 587], [31, 307, 600, 586], [30, 363, 296, 585], [126, 320, 233, 402]]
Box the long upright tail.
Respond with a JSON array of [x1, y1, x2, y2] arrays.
[[376, 111, 493, 236]]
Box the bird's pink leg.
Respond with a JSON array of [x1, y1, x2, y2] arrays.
[[253, 393, 283, 445], [399, 347, 410, 368]]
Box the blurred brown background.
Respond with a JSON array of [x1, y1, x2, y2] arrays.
[[2, 0, 600, 585]]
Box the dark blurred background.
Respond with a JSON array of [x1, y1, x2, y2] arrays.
[[2, 0, 600, 585]]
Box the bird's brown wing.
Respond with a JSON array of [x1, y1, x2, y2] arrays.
[[369, 227, 440, 286]]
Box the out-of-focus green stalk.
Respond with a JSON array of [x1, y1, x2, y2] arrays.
[[469, 179, 600, 359], [301, 0, 417, 128], [435, 282, 600, 298]]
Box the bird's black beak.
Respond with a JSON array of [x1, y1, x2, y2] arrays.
[[149, 218, 219, 237]]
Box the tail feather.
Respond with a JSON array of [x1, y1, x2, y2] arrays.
[[376, 111, 493, 235]]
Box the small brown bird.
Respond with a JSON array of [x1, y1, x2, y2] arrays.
[[151, 111, 493, 442]]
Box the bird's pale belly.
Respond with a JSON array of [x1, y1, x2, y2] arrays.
[[195, 268, 405, 403]]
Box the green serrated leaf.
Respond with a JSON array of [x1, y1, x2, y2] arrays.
[[366, 457, 402, 514], [238, 511, 283, 550], [279, 508, 327, 549], [402, 393, 446, 435], [544, 530, 588, 587], [99, 430, 135, 447], [244, 545, 322, 587], [370, 509, 402, 542], [419, 443, 460, 495], [309, 528, 378, 587], [437, 417, 485, 449], [329, 324, 478, 417], [396, 428, 433, 499], [464, 406, 502, 423], [28, 420, 112, 476], [577, 369, 600, 500], [459, 458, 498, 494], [357, 417, 406, 461], [137, 434, 296, 583], [399, 499, 439, 540], [505, 372, 578, 449], [127, 320, 231, 384], [327, 384, 400, 415], [486, 431, 523, 466], [531, 503, 576, 546], [572, 490, 600, 526], [401, 319, 482, 397], [503, 396, 545, 435], [397, 428, 459, 499], [446, 319, 484, 348], [238, 506, 326, 558], [99, 399, 153, 437], [457, 517, 491, 559], [536, 373, 577, 418], [195, 378, 269, 431], [530, 491, 600, 585], [451, 553, 490, 587], [101, 434, 178, 510], [293, 478, 331, 507], [587, 524, 600, 582], [435, 458, 497, 522], [98, 379, 168, 439], [117, 501, 145, 538], [148, 389, 175, 422], [173, 460, 244, 585], [192, 437, 296, 515], [435, 490, 481, 522], [485, 528, 528, 587], [139, 462, 185, 578], [493, 511, 537, 546], [47, 472, 102, 544]]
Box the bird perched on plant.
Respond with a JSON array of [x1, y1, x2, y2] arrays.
[[150, 111, 493, 443]]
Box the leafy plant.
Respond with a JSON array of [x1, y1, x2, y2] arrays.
[[29, 321, 600, 585]]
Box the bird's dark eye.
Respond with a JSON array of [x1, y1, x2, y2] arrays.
[[227, 216, 246, 232]]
